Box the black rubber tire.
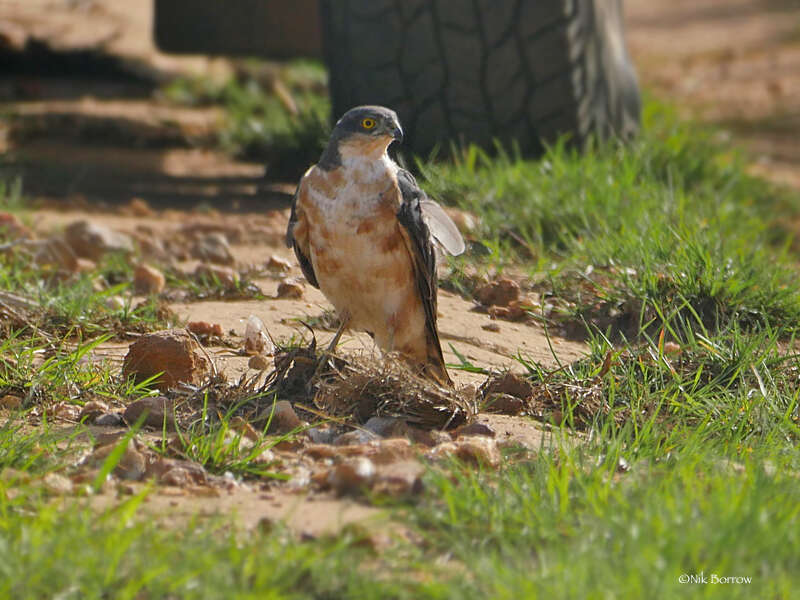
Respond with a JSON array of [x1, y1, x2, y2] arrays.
[[320, 0, 641, 157]]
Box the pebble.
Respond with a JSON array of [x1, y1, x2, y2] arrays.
[[333, 429, 379, 446], [122, 329, 210, 391], [64, 220, 133, 261], [133, 264, 166, 294], [194, 264, 239, 289], [94, 412, 125, 427], [266, 255, 292, 272], [79, 400, 109, 423], [363, 416, 408, 438], [248, 355, 270, 371], [327, 457, 376, 496], [122, 396, 177, 430], [276, 280, 304, 299], [475, 278, 520, 308], [191, 232, 235, 265], [264, 400, 302, 434]]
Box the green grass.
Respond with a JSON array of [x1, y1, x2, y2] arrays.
[[425, 101, 800, 336], [3, 93, 800, 597], [162, 60, 330, 180]]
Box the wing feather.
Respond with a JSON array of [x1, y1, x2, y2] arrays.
[[397, 170, 465, 256], [285, 174, 319, 289], [396, 171, 451, 386]]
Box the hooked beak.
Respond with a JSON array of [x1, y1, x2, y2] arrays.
[[390, 124, 404, 143]]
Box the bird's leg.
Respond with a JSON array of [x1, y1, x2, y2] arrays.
[[326, 310, 351, 354], [311, 310, 351, 383]]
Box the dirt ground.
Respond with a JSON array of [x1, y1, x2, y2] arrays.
[[1, 0, 798, 533]]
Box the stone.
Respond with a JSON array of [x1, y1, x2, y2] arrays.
[[482, 322, 501, 332], [0, 394, 22, 411], [122, 329, 210, 391], [133, 264, 166, 294], [305, 425, 338, 445], [243, 315, 272, 355], [264, 400, 302, 434], [187, 321, 224, 338], [482, 372, 534, 400], [88, 442, 147, 481], [32, 237, 78, 272], [406, 426, 452, 447], [452, 422, 496, 439], [248, 355, 270, 371], [0, 212, 32, 240], [426, 437, 502, 468], [127, 197, 154, 217], [64, 220, 133, 261], [276, 280, 304, 299], [94, 412, 125, 427], [122, 396, 177, 430], [327, 457, 376, 496], [42, 472, 74, 495], [484, 393, 527, 415], [363, 416, 409, 438], [266, 254, 292, 272], [475, 278, 520, 308], [194, 264, 239, 289], [488, 300, 528, 321], [79, 400, 109, 423], [373, 460, 425, 497], [333, 429, 379, 446], [104, 295, 126, 311], [144, 457, 207, 485], [191, 232, 234, 265]]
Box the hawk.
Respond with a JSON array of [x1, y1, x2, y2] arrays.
[[285, 106, 465, 386]]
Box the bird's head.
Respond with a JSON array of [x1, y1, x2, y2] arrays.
[[319, 105, 404, 168]]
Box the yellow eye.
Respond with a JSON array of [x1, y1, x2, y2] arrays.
[[361, 118, 376, 130]]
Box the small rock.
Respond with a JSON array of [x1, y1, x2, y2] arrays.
[[145, 457, 207, 485], [327, 457, 376, 496], [406, 426, 452, 447], [367, 438, 415, 464], [79, 400, 109, 423], [333, 429, 379, 446], [452, 422, 496, 439], [266, 255, 292, 272], [264, 400, 302, 434], [32, 237, 78, 272], [94, 412, 125, 427], [488, 300, 528, 321], [42, 472, 74, 495], [276, 279, 304, 299], [427, 437, 502, 468], [104, 295, 126, 311], [0, 212, 32, 240], [0, 394, 22, 411], [305, 425, 338, 445], [475, 278, 520, 308], [87, 443, 147, 481], [133, 264, 166, 295], [191, 233, 234, 265], [122, 396, 177, 430], [482, 322, 501, 332], [194, 264, 239, 289], [52, 402, 80, 421], [64, 220, 133, 261], [127, 197, 154, 217], [363, 416, 408, 438], [248, 355, 270, 371], [122, 329, 211, 391], [373, 460, 425, 497], [75, 258, 97, 273], [482, 372, 534, 400], [662, 342, 682, 355], [243, 315, 273, 355], [187, 321, 224, 338], [484, 393, 527, 415]]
